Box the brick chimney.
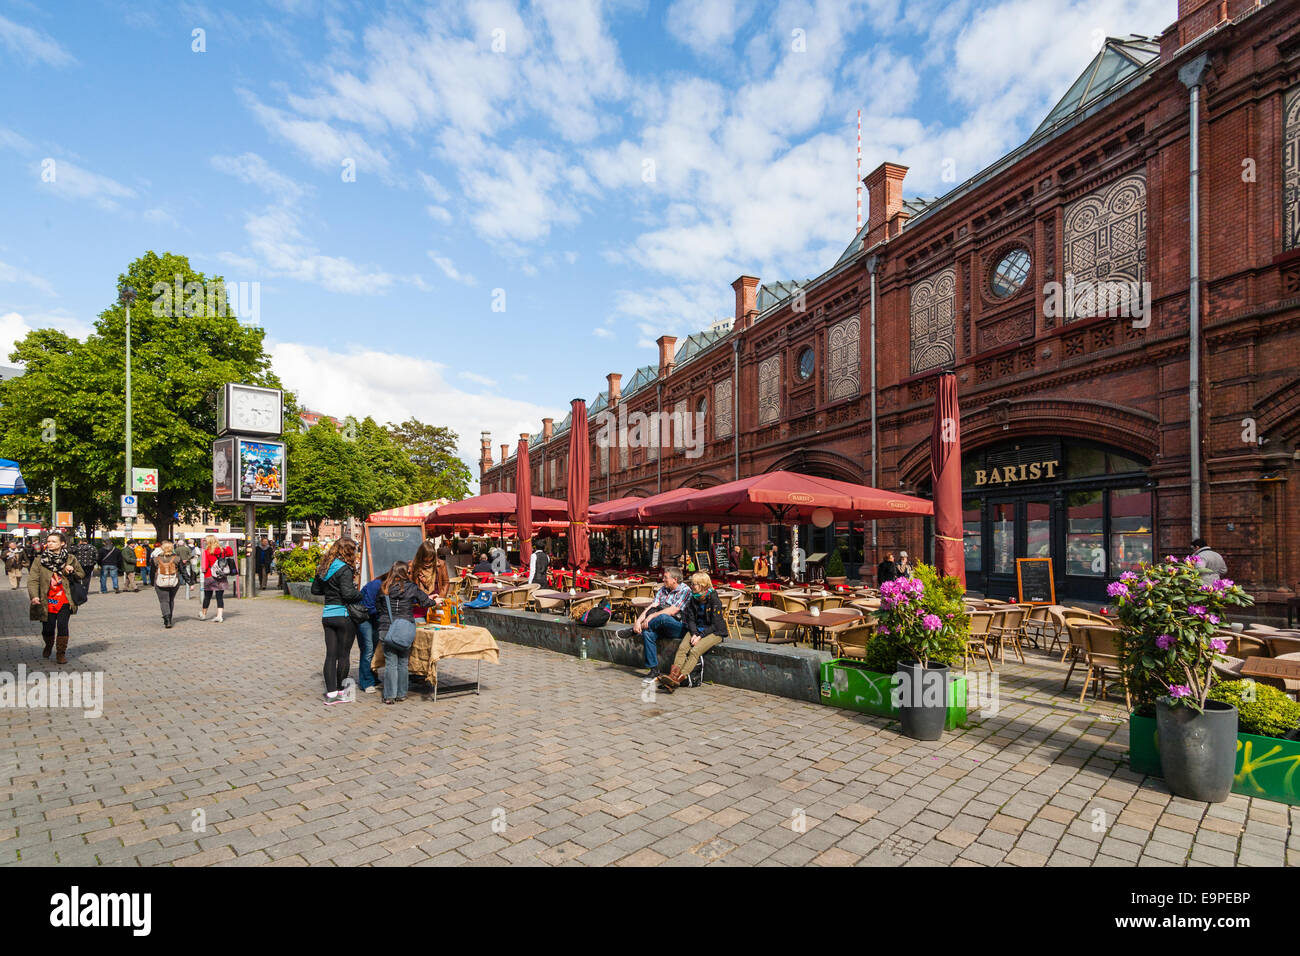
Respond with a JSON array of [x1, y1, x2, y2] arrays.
[[542, 417, 553, 442], [864, 162, 908, 248], [657, 335, 677, 379], [731, 275, 760, 330], [479, 432, 493, 479], [606, 372, 622, 407], [500, 444, 509, 464]]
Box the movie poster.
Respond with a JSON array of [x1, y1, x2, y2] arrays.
[[212, 437, 236, 502], [237, 438, 286, 504]]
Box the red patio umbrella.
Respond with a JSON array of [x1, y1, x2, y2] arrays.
[[931, 371, 965, 587], [596, 486, 703, 524], [641, 471, 933, 523], [428, 492, 568, 544], [516, 437, 532, 569], [567, 399, 590, 569]]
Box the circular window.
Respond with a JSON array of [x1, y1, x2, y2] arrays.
[[796, 347, 815, 381], [990, 247, 1031, 299]]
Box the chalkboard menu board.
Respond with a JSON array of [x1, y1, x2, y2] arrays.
[[694, 551, 713, 574], [713, 542, 730, 571], [364, 524, 425, 583], [1016, 557, 1056, 604]]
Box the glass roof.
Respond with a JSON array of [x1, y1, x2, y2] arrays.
[[1033, 36, 1159, 137]]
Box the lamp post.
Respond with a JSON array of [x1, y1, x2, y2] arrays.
[[118, 285, 136, 539]]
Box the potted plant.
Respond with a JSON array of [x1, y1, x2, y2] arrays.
[[1110, 556, 1253, 802], [825, 548, 847, 588], [876, 567, 957, 740]]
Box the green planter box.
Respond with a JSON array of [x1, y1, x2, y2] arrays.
[[819, 659, 967, 731], [1129, 713, 1300, 807]]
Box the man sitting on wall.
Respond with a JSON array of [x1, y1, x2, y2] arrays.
[[616, 567, 691, 681]]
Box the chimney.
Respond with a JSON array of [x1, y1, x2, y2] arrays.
[[731, 275, 760, 330], [542, 417, 553, 442], [479, 432, 493, 478], [657, 335, 677, 378], [500, 444, 509, 464], [606, 372, 622, 407], [864, 162, 908, 248]]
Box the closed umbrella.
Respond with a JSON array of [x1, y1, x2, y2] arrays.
[[931, 371, 966, 587], [516, 437, 532, 570], [567, 399, 590, 569]]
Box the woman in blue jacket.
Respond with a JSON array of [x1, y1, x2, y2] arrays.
[[312, 538, 362, 705], [376, 560, 431, 704]]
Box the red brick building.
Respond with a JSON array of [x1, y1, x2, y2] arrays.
[[481, 0, 1300, 614]]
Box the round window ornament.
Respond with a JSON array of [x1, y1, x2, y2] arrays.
[[811, 507, 834, 529], [990, 247, 1031, 299]]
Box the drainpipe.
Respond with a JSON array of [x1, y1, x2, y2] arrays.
[[866, 253, 880, 553], [1179, 53, 1211, 542], [732, 337, 741, 481], [656, 382, 663, 494]]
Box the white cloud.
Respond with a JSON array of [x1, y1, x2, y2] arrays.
[[241, 91, 391, 179], [666, 0, 754, 56], [0, 311, 92, 365], [242, 206, 402, 294], [143, 208, 180, 229], [592, 326, 613, 339], [460, 370, 496, 386], [269, 339, 560, 479], [427, 251, 476, 286], [0, 14, 76, 67], [211, 152, 306, 202], [33, 158, 136, 211], [426, 205, 453, 224], [0, 262, 56, 297]]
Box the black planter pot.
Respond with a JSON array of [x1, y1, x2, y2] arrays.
[[895, 660, 949, 741], [1156, 697, 1238, 803]]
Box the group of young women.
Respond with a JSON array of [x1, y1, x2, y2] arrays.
[[316, 538, 447, 705]]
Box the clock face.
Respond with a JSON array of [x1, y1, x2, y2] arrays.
[[229, 386, 280, 434]]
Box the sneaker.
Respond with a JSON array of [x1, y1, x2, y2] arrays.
[[324, 691, 342, 705], [615, 627, 637, 640], [640, 667, 658, 681], [363, 685, 378, 694]]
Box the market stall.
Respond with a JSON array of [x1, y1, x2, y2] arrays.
[[371, 621, 500, 699]]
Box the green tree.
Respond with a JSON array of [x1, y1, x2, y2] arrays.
[[285, 422, 371, 536], [0, 251, 285, 539], [387, 418, 472, 501], [352, 416, 418, 514]]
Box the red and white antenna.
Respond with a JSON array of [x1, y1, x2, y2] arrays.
[[855, 108, 863, 231]]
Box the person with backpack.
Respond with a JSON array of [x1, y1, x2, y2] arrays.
[[29, 532, 85, 665], [375, 560, 430, 705], [97, 539, 124, 593], [152, 541, 183, 628], [656, 571, 727, 693], [72, 538, 98, 591], [312, 538, 363, 705], [200, 535, 234, 622]]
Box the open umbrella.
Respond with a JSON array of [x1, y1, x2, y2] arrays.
[[596, 487, 702, 524], [641, 471, 933, 523], [931, 371, 965, 587], [516, 436, 532, 570], [566, 399, 590, 569], [367, 500, 447, 525], [429, 492, 568, 547], [0, 459, 27, 496]]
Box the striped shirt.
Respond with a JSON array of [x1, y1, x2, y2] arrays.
[[653, 582, 692, 612]]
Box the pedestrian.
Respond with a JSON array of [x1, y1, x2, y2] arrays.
[[199, 534, 234, 623], [97, 539, 123, 593], [174, 538, 194, 599], [312, 538, 362, 705], [29, 531, 84, 665], [356, 572, 383, 696], [896, 551, 913, 578], [877, 551, 898, 585], [255, 536, 273, 590], [135, 540, 150, 588], [528, 536, 549, 586], [376, 560, 431, 705], [72, 537, 98, 590], [1190, 537, 1228, 585], [5, 539, 24, 589], [122, 540, 137, 591], [151, 541, 182, 628]]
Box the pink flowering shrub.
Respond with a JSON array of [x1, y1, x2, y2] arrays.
[[862, 563, 968, 671]]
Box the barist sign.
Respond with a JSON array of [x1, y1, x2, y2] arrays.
[[974, 459, 1059, 487]]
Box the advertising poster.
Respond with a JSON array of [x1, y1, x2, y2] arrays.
[[212, 437, 236, 503], [237, 438, 286, 504]]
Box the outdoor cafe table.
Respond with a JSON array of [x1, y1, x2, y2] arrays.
[[534, 589, 588, 605], [371, 623, 500, 700], [1239, 656, 1300, 684], [768, 608, 861, 650]]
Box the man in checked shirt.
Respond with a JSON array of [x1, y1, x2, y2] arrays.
[[617, 566, 692, 681]]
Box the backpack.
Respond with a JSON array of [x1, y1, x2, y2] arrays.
[[383, 594, 417, 651], [155, 554, 180, 588], [576, 606, 610, 628]]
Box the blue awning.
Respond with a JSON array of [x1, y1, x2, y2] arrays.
[[0, 459, 27, 495]]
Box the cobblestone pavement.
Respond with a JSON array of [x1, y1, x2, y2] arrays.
[[0, 576, 1296, 866]]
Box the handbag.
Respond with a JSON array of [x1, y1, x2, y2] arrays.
[[70, 576, 90, 606], [383, 594, 417, 651]]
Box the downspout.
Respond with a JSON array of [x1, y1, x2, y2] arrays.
[[866, 253, 880, 554], [1179, 53, 1211, 542], [732, 336, 740, 481], [656, 382, 663, 494]]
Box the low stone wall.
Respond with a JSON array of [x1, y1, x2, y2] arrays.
[[461, 607, 830, 704], [287, 581, 324, 604]]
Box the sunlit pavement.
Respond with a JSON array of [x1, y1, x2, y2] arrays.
[[0, 579, 1295, 866]]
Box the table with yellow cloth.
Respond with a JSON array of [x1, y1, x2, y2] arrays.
[[371, 623, 500, 685]]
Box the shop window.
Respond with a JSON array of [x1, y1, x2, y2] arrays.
[[1065, 445, 1106, 479], [991, 503, 1014, 575], [1109, 488, 1152, 574], [963, 499, 982, 574], [1026, 501, 1051, 558], [1066, 490, 1105, 576]]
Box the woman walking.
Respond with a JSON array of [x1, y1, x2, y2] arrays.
[[314, 538, 362, 705], [376, 560, 431, 704], [29, 532, 84, 665], [152, 541, 183, 628], [200, 535, 234, 622]]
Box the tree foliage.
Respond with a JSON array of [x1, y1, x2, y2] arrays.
[[387, 417, 472, 502]]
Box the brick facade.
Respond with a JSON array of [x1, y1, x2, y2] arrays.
[[481, 0, 1300, 615]]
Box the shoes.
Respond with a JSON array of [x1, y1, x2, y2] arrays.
[[640, 667, 658, 681], [615, 627, 636, 639], [42, 640, 52, 660], [198, 611, 205, 620], [363, 685, 378, 694], [56, 652, 66, 665], [164, 616, 173, 629], [324, 691, 343, 705], [215, 612, 223, 623], [383, 698, 394, 705], [395, 696, 407, 702]]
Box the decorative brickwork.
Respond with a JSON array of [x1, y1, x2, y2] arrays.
[[758, 355, 780, 424], [1285, 84, 1300, 251], [1062, 170, 1147, 320], [714, 378, 733, 438], [827, 317, 860, 402], [909, 266, 956, 373]]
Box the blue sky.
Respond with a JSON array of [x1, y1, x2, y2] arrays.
[[0, 0, 1176, 484]]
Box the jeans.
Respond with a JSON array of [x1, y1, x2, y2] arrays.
[[643, 613, 685, 669], [381, 636, 410, 700], [356, 619, 378, 690], [99, 566, 119, 592], [155, 585, 178, 619], [139, 564, 151, 586]]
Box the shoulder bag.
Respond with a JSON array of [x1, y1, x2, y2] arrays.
[[383, 594, 417, 651]]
